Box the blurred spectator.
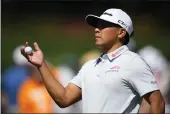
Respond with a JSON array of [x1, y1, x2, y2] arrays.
[[138, 45, 170, 113], [79, 49, 101, 67], [17, 63, 57, 113], [166, 64, 170, 113], [1, 91, 9, 114], [2, 45, 30, 113], [138, 45, 170, 98]]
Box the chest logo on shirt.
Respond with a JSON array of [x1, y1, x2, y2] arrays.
[[105, 66, 120, 74]]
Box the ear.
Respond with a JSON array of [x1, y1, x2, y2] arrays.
[[118, 28, 126, 39]]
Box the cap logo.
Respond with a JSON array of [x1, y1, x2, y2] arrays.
[[118, 20, 128, 29], [103, 12, 112, 16]]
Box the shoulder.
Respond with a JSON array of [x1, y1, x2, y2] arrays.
[[125, 51, 151, 71], [124, 52, 154, 81], [116, 50, 142, 66], [123, 50, 139, 59]]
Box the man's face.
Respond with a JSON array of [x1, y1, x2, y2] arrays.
[[94, 20, 121, 48]]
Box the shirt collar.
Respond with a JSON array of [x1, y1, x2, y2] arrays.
[[95, 45, 129, 64]]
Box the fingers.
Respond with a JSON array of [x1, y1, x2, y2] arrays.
[[20, 46, 27, 57], [20, 46, 30, 62], [34, 42, 41, 51], [21, 41, 31, 60], [21, 41, 40, 57]]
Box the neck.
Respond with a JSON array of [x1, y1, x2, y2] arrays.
[[102, 42, 122, 54]]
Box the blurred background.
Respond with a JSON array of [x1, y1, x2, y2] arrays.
[[1, 0, 170, 113]]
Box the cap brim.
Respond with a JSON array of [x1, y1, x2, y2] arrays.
[[85, 14, 112, 28]]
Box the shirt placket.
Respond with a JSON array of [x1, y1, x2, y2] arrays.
[[97, 56, 107, 78]]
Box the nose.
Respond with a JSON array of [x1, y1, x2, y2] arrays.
[[95, 28, 100, 33]]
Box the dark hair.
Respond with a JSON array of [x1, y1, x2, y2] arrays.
[[123, 33, 130, 45], [124, 31, 134, 45]]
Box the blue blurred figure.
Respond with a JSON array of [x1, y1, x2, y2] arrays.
[[2, 45, 31, 113]]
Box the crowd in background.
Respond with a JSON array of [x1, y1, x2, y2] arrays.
[[2, 39, 170, 113]]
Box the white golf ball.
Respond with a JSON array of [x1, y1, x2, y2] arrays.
[[24, 46, 33, 54]]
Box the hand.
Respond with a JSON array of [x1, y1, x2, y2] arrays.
[[20, 42, 44, 67]]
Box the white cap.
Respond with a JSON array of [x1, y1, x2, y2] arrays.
[[85, 8, 134, 36]]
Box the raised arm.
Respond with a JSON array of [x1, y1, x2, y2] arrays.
[[21, 42, 82, 108]]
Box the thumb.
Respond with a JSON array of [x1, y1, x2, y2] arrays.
[[34, 42, 40, 51]]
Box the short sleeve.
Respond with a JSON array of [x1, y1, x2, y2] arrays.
[[127, 56, 159, 97], [69, 68, 83, 88]]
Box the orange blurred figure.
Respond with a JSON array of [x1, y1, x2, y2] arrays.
[[17, 62, 58, 113]]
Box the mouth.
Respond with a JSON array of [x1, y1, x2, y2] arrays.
[[95, 36, 101, 39]]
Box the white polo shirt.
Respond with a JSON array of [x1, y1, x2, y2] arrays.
[[70, 45, 159, 113]]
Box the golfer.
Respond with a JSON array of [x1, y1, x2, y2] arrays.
[[21, 8, 165, 113]]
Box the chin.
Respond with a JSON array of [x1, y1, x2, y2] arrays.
[[95, 43, 104, 49], [95, 41, 103, 45], [95, 43, 101, 47]]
